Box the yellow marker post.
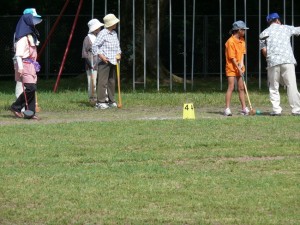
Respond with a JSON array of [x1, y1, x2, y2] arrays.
[[183, 103, 195, 119]]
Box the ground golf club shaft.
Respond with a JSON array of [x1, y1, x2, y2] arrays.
[[35, 92, 41, 112], [116, 62, 122, 108], [242, 74, 255, 115], [90, 55, 95, 100]]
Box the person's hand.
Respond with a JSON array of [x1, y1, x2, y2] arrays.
[[237, 63, 244, 69], [99, 54, 109, 64], [92, 58, 100, 69], [18, 69, 24, 77], [116, 54, 121, 62], [239, 68, 244, 76], [239, 70, 244, 76], [237, 63, 244, 76], [85, 59, 93, 69]]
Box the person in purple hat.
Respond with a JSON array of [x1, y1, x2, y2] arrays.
[[260, 12, 300, 116], [10, 8, 42, 119]]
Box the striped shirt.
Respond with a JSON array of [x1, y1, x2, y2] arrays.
[[260, 23, 300, 68], [92, 28, 121, 65]]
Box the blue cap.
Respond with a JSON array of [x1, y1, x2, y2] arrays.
[[23, 8, 41, 18], [231, 20, 249, 30], [266, 13, 279, 23]]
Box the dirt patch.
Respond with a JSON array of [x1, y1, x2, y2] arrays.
[[0, 105, 277, 126]]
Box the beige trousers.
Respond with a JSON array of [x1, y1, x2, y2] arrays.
[[268, 64, 300, 114], [15, 81, 23, 98], [97, 62, 115, 103]]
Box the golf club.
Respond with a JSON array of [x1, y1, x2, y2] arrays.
[[22, 79, 34, 119], [116, 62, 122, 108], [35, 92, 41, 112], [91, 73, 95, 100], [242, 74, 256, 115], [90, 54, 95, 103]]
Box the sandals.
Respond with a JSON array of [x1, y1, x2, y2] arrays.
[[31, 115, 40, 120], [10, 108, 24, 118]]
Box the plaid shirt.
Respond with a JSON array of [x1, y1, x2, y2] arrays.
[[260, 23, 300, 68], [92, 28, 121, 65]]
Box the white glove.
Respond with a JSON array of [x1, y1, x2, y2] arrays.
[[16, 56, 23, 70]]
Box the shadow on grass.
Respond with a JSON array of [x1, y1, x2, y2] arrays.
[[73, 100, 95, 108], [207, 110, 223, 116]]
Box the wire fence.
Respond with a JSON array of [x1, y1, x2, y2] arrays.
[[1, 14, 300, 85]]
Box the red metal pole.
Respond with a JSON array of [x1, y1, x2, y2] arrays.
[[53, 0, 84, 92], [37, 0, 71, 60]]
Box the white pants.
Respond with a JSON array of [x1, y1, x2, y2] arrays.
[[86, 69, 97, 99], [268, 64, 300, 114], [15, 81, 23, 98], [15, 81, 25, 112]]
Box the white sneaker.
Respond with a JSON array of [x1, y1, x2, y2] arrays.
[[224, 108, 232, 116], [95, 103, 109, 109], [241, 107, 250, 116], [108, 102, 117, 108], [270, 111, 281, 116], [292, 112, 300, 116]]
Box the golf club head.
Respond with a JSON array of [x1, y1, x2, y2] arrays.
[[23, 110, 34, 119], [249, 109, 256, 116], [35, 105, 41, 113]]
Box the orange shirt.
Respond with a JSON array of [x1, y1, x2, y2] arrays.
[[225, 35, 246, 76]]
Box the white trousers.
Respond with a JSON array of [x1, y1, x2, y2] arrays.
[[86, 69, 98, 99], [268, 64, 300, 114], [15, 81, 25, 112], [15, 81, 23, 98]]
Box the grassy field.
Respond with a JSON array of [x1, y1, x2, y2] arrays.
[[0, 77, 299, 224]]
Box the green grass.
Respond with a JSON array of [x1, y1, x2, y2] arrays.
[[0, 75, 275, 111], [0, 78, 299, 224]]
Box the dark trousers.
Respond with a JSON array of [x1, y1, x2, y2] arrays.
[[97, 62, 115, 103], [11, 83, 36, 113]]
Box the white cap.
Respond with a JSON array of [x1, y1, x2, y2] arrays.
[[23, 8, 41, 17], [103, 14, 120, 28], [88, 19, 104, 33]]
